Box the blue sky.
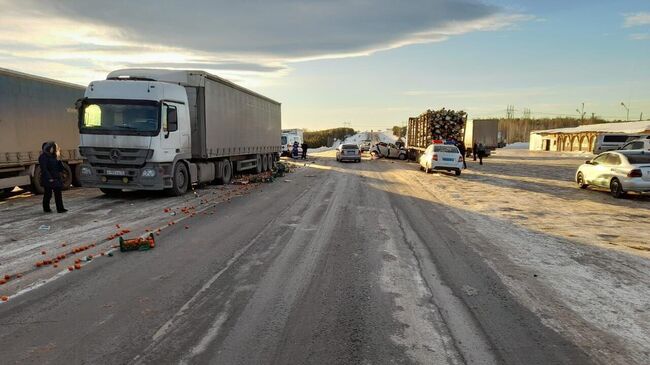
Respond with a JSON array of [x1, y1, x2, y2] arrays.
[[1, 0, 648, 130]]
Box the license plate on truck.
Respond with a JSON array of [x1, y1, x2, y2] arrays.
[[105, 169, 126, 176]]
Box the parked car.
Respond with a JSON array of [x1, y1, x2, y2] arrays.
[[419, 144, 464, 176], [593, 134, 650, 154], [576, 151, 650, 198], [359, 140, 372, 152], [370, 142, 407, 160], [336, 144, 361, 163], [618, 138, 650, 152]]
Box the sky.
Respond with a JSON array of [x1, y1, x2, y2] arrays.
[[1, 0, 648, 130]]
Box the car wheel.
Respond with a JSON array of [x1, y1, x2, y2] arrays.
[[454, 169, 461, 176], [398, 153, 406, 160], [425, 164, 432, 174], [610, 178, 625, 198], [576, 172, 588, 189]]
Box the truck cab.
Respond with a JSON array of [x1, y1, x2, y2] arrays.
[[78, 78, 191, 194]]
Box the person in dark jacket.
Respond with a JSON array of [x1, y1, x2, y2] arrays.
[[472, 142, 478, 161], [301, 142, 308, 159], [38, 141, 67, 213], [457, 141, 467, 169], [477, 143, 486, 165], [292, 141, 299, 158]]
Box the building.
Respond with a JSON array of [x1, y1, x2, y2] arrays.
[[529, 121, 650, 152]]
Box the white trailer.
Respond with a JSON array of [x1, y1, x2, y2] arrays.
[[0, 68, 85, 195], [77, 69, 281, 196]]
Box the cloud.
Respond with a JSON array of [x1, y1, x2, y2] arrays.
[[630, 33, 650, 41], [0, 0, 528, 85], [623, 12, 650, 27]]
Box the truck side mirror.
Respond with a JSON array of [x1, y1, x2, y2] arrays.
[[167, 106, 178, 132]]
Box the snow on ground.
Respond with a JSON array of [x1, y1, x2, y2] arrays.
[[398, 149, 650, 364], [0, 182, 269, 297], [503, 142, 529, 149]]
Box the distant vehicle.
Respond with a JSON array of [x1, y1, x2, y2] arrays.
[[370, 142, 407, 160], [336, 144, 361, 163], [593, 134, 649, 154], [281, 129, 304, 157], [419, 144, 464, 176], [78, 69, 281, 196], [464, 119, 499, 157], [617, 138, 650, 152], [359, 140, 372, 152], [575, 151, 650, 198], [0, 68, 85, 195]]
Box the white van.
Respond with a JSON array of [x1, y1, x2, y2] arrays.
[[281, 133, 303, 157], [593, 134, 650, 154]]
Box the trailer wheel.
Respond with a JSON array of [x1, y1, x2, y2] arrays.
[[262, 154, 269, 172], [166, 162, 189, 196], [255, 155, 263, 174], [30, 165, 45, 195], [216, 160, 232, 185], [267, 154, 274, 171]]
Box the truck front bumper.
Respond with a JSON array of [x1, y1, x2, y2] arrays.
[[79, 163, 172, 191]]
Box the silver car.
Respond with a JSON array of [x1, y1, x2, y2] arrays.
[[576, 151, 650, 198], [336, 144, 361, 163]]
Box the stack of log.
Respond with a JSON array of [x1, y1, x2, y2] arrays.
[[408, 108, 467, 148]]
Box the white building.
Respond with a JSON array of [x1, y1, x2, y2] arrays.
[[529, 121, 650, 152]]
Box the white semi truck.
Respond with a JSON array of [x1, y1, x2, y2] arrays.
[[0, 68, 85, 196], [77, 69, 281, 196]]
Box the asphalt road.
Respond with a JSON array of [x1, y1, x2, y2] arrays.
[[0, 152, 592, 364]]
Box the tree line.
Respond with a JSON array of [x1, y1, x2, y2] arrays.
[[304, 127, 356, 148]]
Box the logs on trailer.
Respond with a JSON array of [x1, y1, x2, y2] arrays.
[[407, 108, 468, 149]]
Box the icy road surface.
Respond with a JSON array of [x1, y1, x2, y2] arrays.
[[0, 150, 648, 364]]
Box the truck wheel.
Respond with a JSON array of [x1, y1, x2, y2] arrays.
[[30, 165, 45, 195], [267, 154, 274, 171], [100, 188, 122, 196], [72, 164, 83, 187], [167, 162, 189, 196], [262, 154, 268, 172], [256, 155, 262, 174], [216, 160, 232, 185], [61, 163, 73, 190]]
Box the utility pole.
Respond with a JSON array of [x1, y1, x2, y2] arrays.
[[641, 112, 644, 121], [621, 102, 630, 121], [506, 105, 515, 119]]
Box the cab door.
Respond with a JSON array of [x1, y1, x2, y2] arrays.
[[160, 103, 181, 159]]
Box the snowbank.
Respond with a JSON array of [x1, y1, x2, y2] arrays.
[[503, 142, 529, 149]]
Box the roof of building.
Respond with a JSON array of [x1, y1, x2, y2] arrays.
[[532, 121, 650, 135]]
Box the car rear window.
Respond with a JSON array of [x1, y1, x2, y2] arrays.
[[342, 144, 358, 149], [603, 135, 630, 143], [434, 145, 459, 153], [625, 155, 650, 164]]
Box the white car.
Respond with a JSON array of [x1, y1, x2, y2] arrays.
[[419, 144, 464, 176], [576, 151, 650, 198], [618, 138, 650, 152], [370, 142, 407, 160], [336, 144, 361, 163]]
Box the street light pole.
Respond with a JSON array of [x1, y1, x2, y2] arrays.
[[621, 102, 630, 121]]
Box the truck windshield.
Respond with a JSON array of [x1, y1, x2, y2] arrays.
[[80, 99, 160, 136]]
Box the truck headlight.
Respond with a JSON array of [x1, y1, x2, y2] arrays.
[[142, 168, 156, 177], [81, 166, 92, 176]]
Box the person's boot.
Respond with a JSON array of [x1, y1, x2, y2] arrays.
[[43, 207, 52, 213], [57, 208, 68, 213]]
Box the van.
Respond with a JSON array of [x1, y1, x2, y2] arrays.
[[281, 133, 303, 157], [593, 134, 650, 154]]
